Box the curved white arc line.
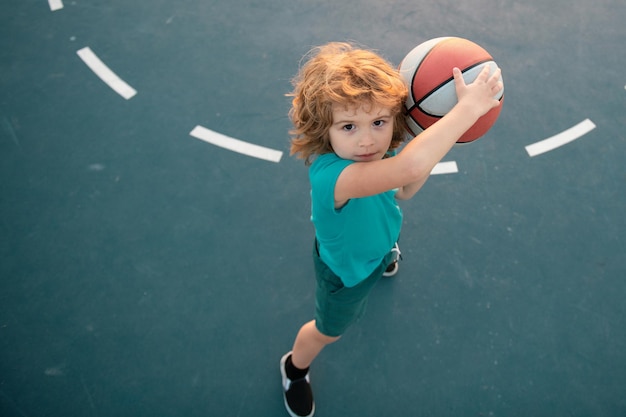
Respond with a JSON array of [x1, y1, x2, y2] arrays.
[[190, 125, 283, 163], [76, 47, 137, 100], [431, 161, 458, 175], [49, 0, 63, 11], [526, 119, 596, 157]]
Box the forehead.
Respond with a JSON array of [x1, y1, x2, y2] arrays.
[[331, 102, 392, 120]]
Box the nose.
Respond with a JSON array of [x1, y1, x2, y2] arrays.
[[358, 130, 374, 148]]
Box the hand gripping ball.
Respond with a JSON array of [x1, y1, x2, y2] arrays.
[[399, 37, 504, 143]]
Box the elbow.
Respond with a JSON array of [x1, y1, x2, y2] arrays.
[[404, 158, 431, 184], [395, 190, 411, 201]]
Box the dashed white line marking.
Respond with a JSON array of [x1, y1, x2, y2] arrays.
[[48, 0, 63, 11], [431, 161, 458, 175], [525, 119, 596, 157], [76, 47, 137, 100], [190, 125, 283, 163]]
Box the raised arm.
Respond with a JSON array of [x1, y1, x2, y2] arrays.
[[334, 65, 503, 206]]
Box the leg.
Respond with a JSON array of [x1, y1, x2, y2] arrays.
[[281, 320, 335, 417], [291, 320, 340, 369]]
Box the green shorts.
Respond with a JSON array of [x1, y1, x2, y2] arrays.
[[313, 240, 396, 337]]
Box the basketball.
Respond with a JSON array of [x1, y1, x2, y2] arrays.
[[399, 37, 504, 143]]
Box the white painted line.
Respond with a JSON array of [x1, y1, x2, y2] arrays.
[[49, 0, 63, 11], [190, 125, 283, 163], [525, 119, 596, 157], [76, 47, 137, 100], [431, 161, 458, 175]]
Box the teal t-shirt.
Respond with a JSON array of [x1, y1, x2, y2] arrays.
[[310, 153, 403, 287]]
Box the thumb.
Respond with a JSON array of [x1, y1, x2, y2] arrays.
[[453, 67, 467, 99], [452, 67, 465, 87]]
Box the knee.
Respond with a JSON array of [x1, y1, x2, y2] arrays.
[[312, 323, 341, 345], [319, 333, 341, 345]]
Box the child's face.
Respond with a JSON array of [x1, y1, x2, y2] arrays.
[[328, 103, 394, 162]]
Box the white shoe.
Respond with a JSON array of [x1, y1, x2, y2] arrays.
[[383, 242, 401, 277]]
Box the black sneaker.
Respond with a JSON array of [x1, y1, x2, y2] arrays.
[[280, 352, 315, 417], [383, 242, 401, 277]]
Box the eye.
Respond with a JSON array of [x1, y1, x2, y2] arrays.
[[342, 124, 355, 131], [373, 119, 386, 127]]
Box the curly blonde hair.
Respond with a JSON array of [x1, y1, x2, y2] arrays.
[[288, 42, 408, 165]]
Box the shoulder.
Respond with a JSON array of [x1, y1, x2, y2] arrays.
[[309, 154, 353, 210], [310, 153, 353, 182]]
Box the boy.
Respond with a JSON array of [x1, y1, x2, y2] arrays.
[[281, 42, 502, 417]]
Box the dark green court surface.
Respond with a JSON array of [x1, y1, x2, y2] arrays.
[[1, 1, 625, 416]]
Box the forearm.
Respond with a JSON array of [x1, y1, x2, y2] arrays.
[[393, 102, 482, 200], [395, 176, 428, 200], [398, 101, 481, 182]]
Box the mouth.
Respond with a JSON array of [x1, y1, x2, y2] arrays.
[[356, 152, 378, 160]]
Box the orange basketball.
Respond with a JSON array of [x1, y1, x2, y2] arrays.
[[399, 37, 504, 143]]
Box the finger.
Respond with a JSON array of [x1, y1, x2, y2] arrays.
[[489, 67, 502, 82], [452, 67, 464, 87], [476, 64, 492, 82]]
